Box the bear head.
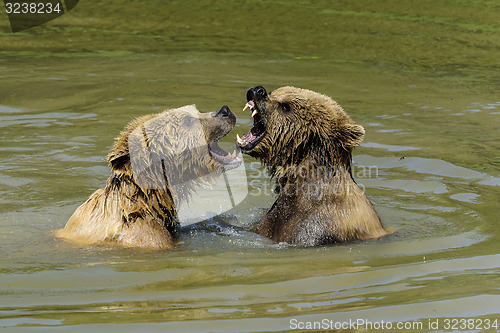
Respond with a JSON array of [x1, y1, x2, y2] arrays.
[[237, 86, 365, 180], [108, 105, 241, 200]]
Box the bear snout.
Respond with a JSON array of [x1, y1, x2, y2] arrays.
[[215, 105, 232, 118], [247, 85, 268, 102], [213, 105, 236, 126]]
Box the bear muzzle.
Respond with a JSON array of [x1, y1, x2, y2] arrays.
[[238, 85, 268, 151]]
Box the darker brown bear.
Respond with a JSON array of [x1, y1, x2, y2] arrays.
[[57, 105, 241, 250], [237, 86, 389, 246]]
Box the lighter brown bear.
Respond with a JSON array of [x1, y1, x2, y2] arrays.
[[56, 105, 241, 250], [237, 86, 390, 246]]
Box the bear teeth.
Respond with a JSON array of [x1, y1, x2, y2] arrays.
[[228, 150, 238, 159], [251, 109, 258, 117], [236, 134, 247, 145], [243, 102, 255, 112]]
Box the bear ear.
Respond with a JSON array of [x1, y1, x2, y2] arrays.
[[108, 148, 131, 174], [340, 123, 365, 149]]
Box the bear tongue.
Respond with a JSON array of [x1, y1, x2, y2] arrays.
[[242, 132, 255, 141], [243, 100, 255, 112], [237, 132, 256, 146]]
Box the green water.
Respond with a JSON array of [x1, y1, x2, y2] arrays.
[[1, 1, 499, 332]]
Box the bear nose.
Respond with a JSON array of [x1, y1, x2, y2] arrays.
[[255, 86, 267, 97], [247, 85, 268, 101], [215, 105, 232, 118]]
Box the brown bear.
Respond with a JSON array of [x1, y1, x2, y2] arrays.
[[237, 86, 389, 246], [56, 105, 241, 250]]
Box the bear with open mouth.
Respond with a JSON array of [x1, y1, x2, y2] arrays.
[[237, 86, 390, 246], [57, 105, 241, 250]]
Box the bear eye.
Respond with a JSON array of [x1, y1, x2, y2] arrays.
[[183, 116, 196, 127], [280, 102, 292, 113]]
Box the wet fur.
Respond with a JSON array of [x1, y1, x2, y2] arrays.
[[244, 86, 389, 246], [56, 105, 234, 250]]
